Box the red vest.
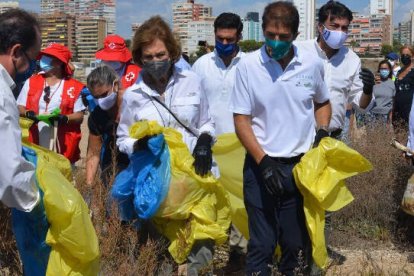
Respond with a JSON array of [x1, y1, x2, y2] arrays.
[[26, 74, 84, 163], [121, 63, 141, 89]]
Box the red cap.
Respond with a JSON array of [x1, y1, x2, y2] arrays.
[[95, 35, 132, 63], [38, 43, 73, 76]]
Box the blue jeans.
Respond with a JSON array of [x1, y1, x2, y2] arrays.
[[243, 154, 310, 276]]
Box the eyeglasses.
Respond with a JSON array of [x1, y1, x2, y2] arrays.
[[43, 86, 51, 103]]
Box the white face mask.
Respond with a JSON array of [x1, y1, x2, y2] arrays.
[[97, 81, 118, 110], [388, 60, 395, 67], [322, 25, 348, 50]]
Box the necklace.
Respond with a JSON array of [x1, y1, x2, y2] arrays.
[[44, 78, 63, 112]]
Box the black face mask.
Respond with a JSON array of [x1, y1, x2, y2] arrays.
[[401, 54, 412, 66]]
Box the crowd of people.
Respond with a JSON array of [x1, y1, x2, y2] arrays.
[[1, 0, 414, 275]]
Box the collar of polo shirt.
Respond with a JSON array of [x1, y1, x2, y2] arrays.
[[259, 44, 302, 65]]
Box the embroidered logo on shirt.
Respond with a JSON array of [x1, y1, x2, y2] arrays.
[[125, 72, 135, 82], [67, 87, 75, 98]]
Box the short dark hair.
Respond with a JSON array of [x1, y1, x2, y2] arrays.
[[214, 13, 243, 36], [87, 65, 118, 94], [378, 60, 393, 79], [0, 8, 40, 54], [262, 1, 299, 34], [318, 0, 353, 24]]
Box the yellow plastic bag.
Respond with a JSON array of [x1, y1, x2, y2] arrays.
[[129, 121, 231, 264], [20, 119, 100, 275], [293, 137, 372, 269], [212, 133, 249, 239]]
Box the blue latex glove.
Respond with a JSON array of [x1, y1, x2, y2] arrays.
[[81, 87, 97, 112]]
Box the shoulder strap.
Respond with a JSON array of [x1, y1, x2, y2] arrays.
[[150, 95, 198, 137]]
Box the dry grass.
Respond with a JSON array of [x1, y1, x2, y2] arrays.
[[331, 121, 414, 250], [2, 122, 414, 274]]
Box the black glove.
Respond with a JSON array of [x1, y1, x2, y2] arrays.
[[192, 133, 213, 176], [50, 114, 69, 124], [258, 155, 286, 198], [313, 128, 329, 148], [25, 110, 39, 123], [359, 68, 375, 95], [133, 136, 153, 152]]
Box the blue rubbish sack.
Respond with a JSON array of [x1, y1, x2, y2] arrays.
[[11, 146, 51, 276], [111, 134, 171, 220]]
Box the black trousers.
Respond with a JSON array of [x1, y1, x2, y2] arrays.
[[243, 154, 310, 276]]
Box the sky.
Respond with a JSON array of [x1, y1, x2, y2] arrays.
[[19, 0, 414, 39]]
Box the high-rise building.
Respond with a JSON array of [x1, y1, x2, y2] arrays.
[[292, 0, 315, 40], [40, 0, 116, 34], [172, 0, 215, 54], [394, 11, 414, 46], [346, 12, 392, 56], [131, 23, 140, 38], [76, 17, 107, 63], [39, 12, 77, 56], [242, 12, 262, 42], [0, 1, 18, 14], [370, 0, 393, 15]]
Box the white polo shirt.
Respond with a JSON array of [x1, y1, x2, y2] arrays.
[[117, 64, 215, 157], [295, 39, 372, 131], [229, 45, 329, 157], [192, 49, 245, 134]]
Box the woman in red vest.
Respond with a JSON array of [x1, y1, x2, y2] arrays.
[[17, 43, 85, 164], [95, 34, 141, 89]]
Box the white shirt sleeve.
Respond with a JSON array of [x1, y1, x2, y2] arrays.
[[116, 93, 138, 156], [197, 82, 215, 138], [314, 63, 330, 104], [229, 62, 252, 115], [16, 79, 30, 107], [0, 89, 39, 211], [73, 89, 86, 112]]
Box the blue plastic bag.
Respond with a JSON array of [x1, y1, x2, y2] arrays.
[[111, 134, 171, 220], [11, 146, 50, 276]]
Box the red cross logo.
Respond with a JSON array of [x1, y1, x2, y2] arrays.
[[108, 42, 116, 49], [125, 72, 135, 82], [67, 87, 75, 99]]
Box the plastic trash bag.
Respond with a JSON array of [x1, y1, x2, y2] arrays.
[[19, 118, 100, 276], [401, 173, 414, 216], [212, 133, 249, 239], [12, 146, 50, 276], [125, 121, 231, 264], [293, 137, 373, 269], [111, 134, 171, 220]]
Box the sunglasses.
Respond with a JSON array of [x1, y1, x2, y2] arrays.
[[43, 86, 51, 103]]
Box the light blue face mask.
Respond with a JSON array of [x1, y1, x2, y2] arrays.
[[265, 38, 292, 61], [379, 69, 390, 79], [39, 55, 54, 72]]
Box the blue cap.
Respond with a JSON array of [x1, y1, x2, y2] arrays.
[[386, 52, 399, 60]]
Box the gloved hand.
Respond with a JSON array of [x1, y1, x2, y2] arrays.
[[258, 155, 285, 198], [192, 133, 213, 176], [50, 114, 69, 125], [25, 110, 39, 123], [359, 68, 375, 95], [313, 128, 329, 148], [133, 136, 152, 152]]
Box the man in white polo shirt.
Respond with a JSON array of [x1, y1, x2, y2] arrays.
[[230, 2, 331, 275], [296, 0, 374, 140], [192, 12, 247, 272], [295, 1, 375, 263]]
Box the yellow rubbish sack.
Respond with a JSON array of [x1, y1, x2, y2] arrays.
[[293, 137, 372, 269], [129, 121, 231, 264], [20, 118, 100, 275]]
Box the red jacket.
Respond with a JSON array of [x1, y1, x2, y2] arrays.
[[121, 63, 141, 89], [25, 74, 84, 163]]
